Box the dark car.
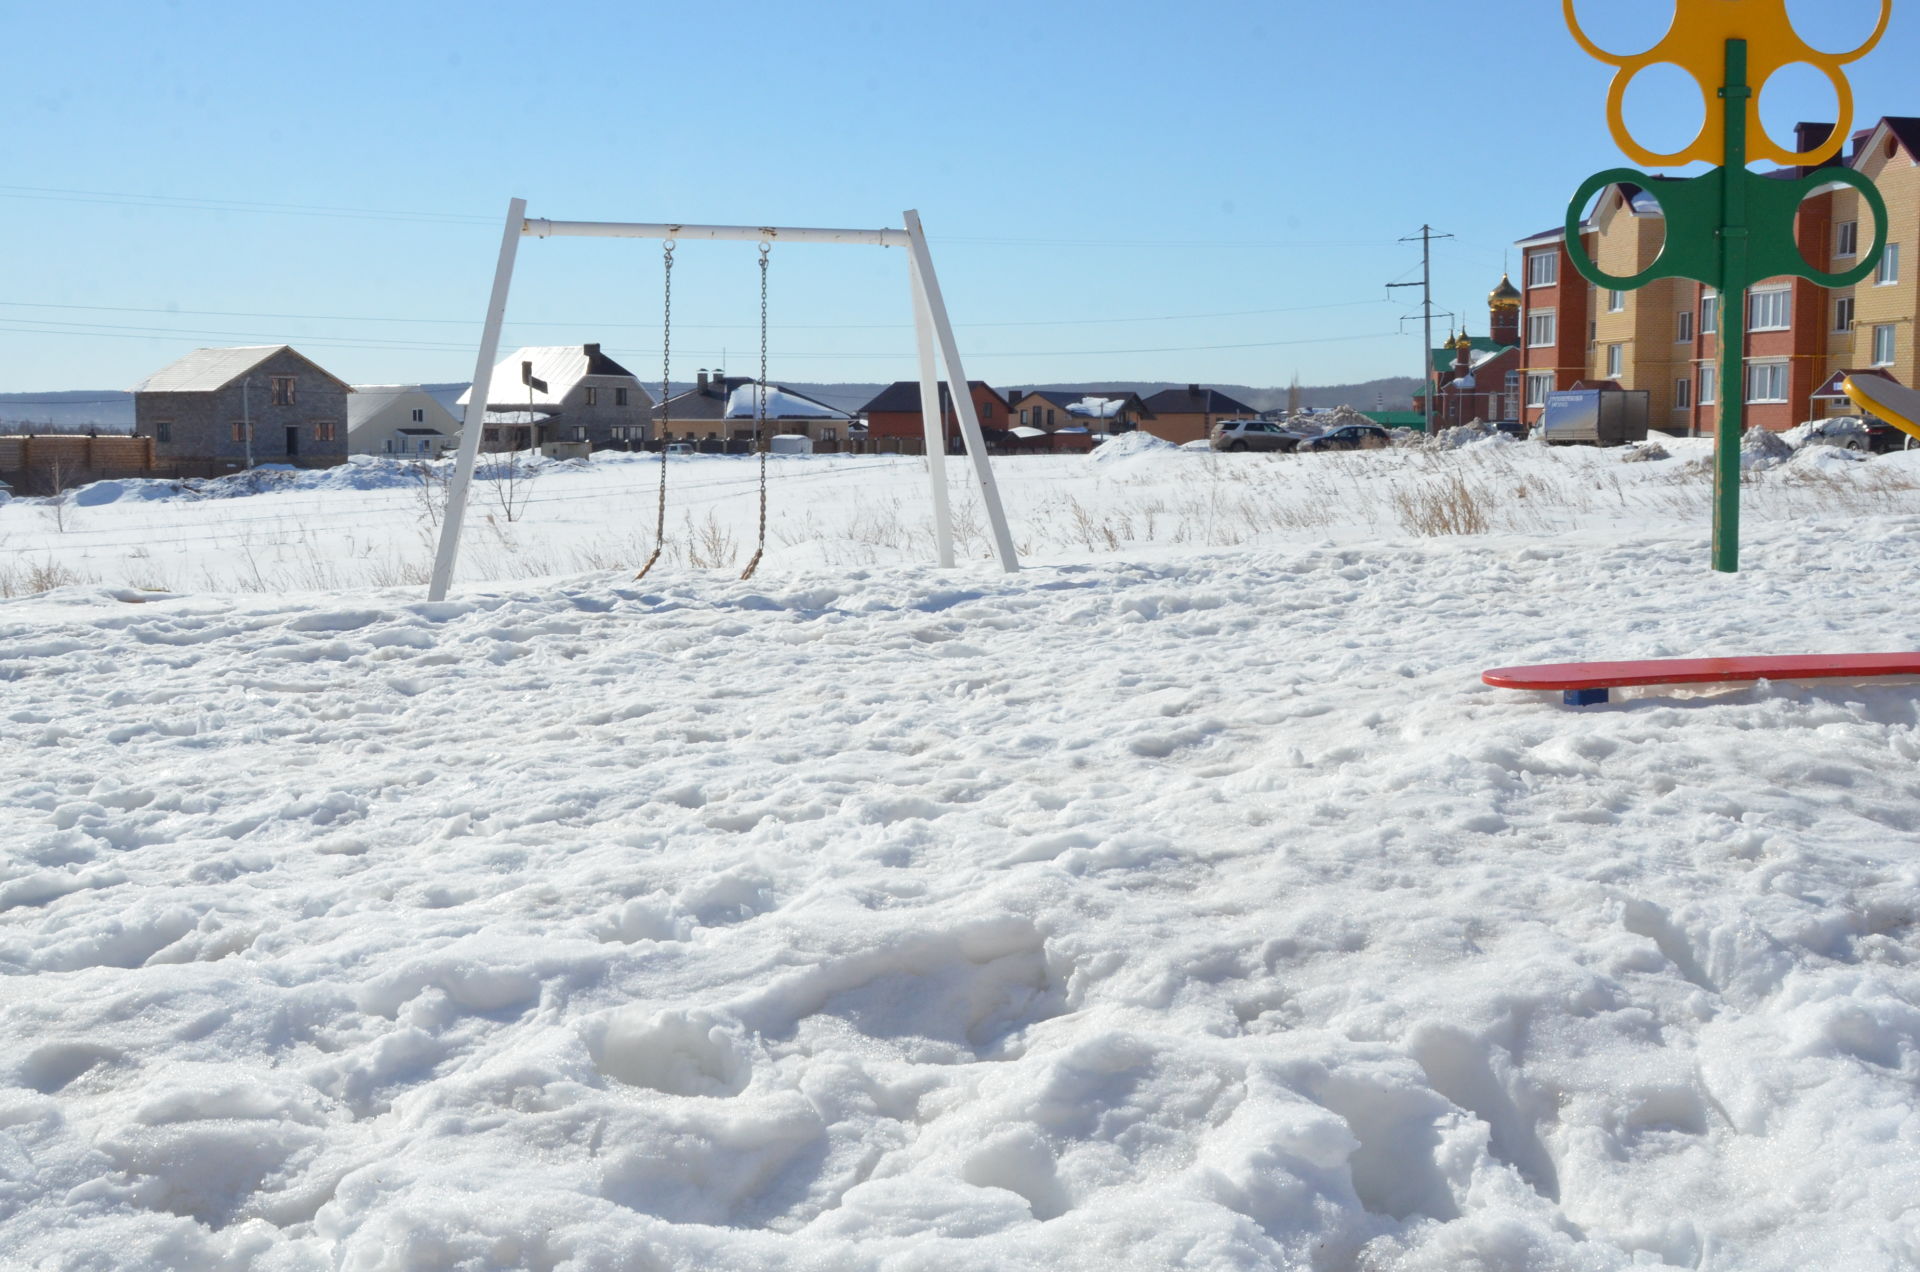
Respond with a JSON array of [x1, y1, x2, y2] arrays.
[[1297, 424, 1392, 452]]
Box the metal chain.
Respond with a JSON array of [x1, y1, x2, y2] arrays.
[[740, 240, 771, 580], [635, 238, 674, 580]]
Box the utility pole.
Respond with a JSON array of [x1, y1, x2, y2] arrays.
[[1388, 225, 1454, 433]]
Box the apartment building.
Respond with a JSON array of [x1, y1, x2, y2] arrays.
[[1516, 118, 1920, 435]]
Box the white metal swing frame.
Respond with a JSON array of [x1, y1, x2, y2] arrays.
[[427, 198, 1020, 601]]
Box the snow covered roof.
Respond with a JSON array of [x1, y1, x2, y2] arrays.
[[724, 384, 852, 420], [132, 346, 350, 394], [1066, 396, 1126, 419], [457, 345, 643, 409]]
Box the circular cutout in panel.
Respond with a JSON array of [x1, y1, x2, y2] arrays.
[[1577, 181, 1671, 286], [1783, 0, 1890, 58], [1757, 62, 1843, 164], [1566, 0, 1676, 59], [1621, 61, 1709, 164]]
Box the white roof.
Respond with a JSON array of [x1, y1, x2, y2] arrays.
[[132, 345, 328, 394], [1067, 396, 1126, 419], [457, 346, 640, 409], [724, 384, 852, 420]]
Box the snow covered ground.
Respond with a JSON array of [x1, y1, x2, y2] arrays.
[[3, 437, 1919, 1270]]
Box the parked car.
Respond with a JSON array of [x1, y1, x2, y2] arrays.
[[1211, 419, 1304, 452], [1297, 424, 1392, 451], [663, 442, 695, 456]]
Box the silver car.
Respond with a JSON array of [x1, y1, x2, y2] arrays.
[[1210, 419, 1301, 452]]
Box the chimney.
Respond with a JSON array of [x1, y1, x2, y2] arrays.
[[1187, 383, 1201, 398], [584, 343, 601, 358], [1795, 121, 1837, 157], [697, 369, 709, 392]]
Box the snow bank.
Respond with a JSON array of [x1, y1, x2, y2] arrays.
[[1089, 430, 1179, 463], [1740, 426, 1795, 470], [1782, 416, 1869, 451]]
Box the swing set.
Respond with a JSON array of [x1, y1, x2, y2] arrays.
[[426, 199, 1020, 603]]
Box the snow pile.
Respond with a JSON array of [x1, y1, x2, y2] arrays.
[[1787, 441, 1871, 472], [1620, 440, 1670, 463], [1089, 430, 1178, 463], [1739, 426, 1796, 470], [1430, 420, 1508, 450], [1782, 416, 1869, 452]]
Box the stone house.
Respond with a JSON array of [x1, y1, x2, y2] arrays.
[[349, 386, 460, 457], [456, 344, 654, 450], [1007, 390, 1153, 434], [132, 346, 351, 469], [1137, 385, 1257, 444], [860, 381, 1012, 452]]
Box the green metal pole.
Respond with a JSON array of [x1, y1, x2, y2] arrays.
[[1712, 39, 1752, 574]]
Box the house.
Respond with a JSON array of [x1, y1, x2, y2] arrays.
[[860, 381, 1012, 452], [1136, 385, 1256, 444], [1007, 390, 1153, 434], [456, 344, 654, 450], [1512, 119, 1909, 435], [132, 345, 351, 469], [349, 386, 461, 458], [653, 370, 854, 448]]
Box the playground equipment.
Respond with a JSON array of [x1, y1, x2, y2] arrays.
[[1561, 0, 1890, 573], [1485, 653, 1920, 707], [426, 201, 1020, 603], [1843, 373, 1920, 445]]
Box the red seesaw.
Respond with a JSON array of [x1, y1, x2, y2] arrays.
[[1483, 653, 1920, 706]]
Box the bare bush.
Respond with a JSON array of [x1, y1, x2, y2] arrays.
[[1392, 474, 1493, 536]]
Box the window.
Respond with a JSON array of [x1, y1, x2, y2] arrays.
[[1877, 242, 1900, 285], [821, 427, 837, 441], [1745, 361, 1788, 403], [584, 387, 598, 406], [1749, 287, 1792, 331], [1701, 293, 1719, 334], [419, 439, 432, 453], [1676, 311, 1694, 343], [615, 387, 629, 407], [153, 420, 172, 443], [1606, 344, 1623, 378], [270, 377, 295, 406], [1700, 366, 1717, 405], [1019, 408, 1029, 426], [1835, 296, 1856, 332], [1874, 323, 1897, 366], [1046, 408, 1055, 428], [1608, 290, 1626, 313], [1526, 250, 1558, 288], [1837, 220, 1859, 258], [1527, 310, 1556, 347], [384, 439, 395, 453], [981, 400, 993, 420], [1674, 377, 1692, 409], [1525, 372, 1554, 407], [411, 408, 425, 422], [230, 421, 252, 443], [313, 421, 338, 442]]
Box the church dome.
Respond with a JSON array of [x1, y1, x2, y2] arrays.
[[1489, 273, 1522, 310]]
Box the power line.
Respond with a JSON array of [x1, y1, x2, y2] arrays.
[[0, 317, 1405, 361], [0, 296, 1395, 333]]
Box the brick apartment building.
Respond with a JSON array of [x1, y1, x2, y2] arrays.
[[1516, 117, 1920, 436]]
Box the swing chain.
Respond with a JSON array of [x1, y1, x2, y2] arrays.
[[635, 238, 675, 580], [741, 240, 771, 580]]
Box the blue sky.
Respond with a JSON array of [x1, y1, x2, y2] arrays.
[[2, 0, 1908, 395]]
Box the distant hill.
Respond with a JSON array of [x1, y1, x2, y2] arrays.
[[2, 376, 1422, 433]]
